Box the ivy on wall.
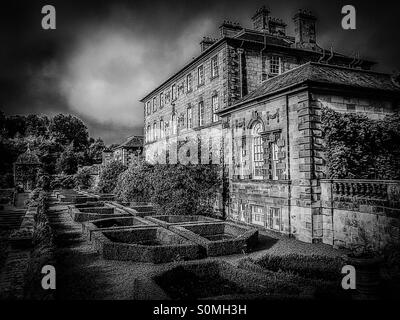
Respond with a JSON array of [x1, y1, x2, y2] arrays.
[[321, 107, 400, 179]]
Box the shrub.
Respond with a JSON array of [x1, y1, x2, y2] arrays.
[[97, 160, 127, 193], [114, 161, 221, 216], [56, 145, 79, 174], [74, 167, 93, 189], [254, 253, 344, 281], [36, 173, 51, 191], [50, 174, 76, 189]]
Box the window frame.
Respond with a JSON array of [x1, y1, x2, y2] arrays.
[[197, 65, 205, 86], [171, 84, 177, 101], [252, 122, 264, 179], [159, 92, 164, 109], [187, 105, 192, 129], [269, 55, 281, 76], [211, 94, 219, 122], [152, 96, 157, 112], [198, 100, 205, 126], [186, 73, 193, 92], [211, 55, 219, 78]]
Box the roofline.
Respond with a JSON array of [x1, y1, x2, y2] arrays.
[[217, 62, 400, 115], [140, 29, 376, 103], [140, 37, 228, 102]]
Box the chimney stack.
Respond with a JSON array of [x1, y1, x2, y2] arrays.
[[252, 6, 270, 32], [200, 37, 217, 52], [293, 9, 317, 49], [219, 21, 242, 38]]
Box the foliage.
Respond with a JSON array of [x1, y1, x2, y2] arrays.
[[0, 112, 102, 188], [74, 167, 94, 189], [321, 107, 400, 179], [48, 114, 89, 151], [114, 160, 154, 202], [50, 175, 76, 189], [114, 160, 221, 216], [36, 173, 52, 191], [97, 160, 127, 193], [56, 145, 79, 174]]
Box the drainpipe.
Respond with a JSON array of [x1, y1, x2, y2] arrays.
[[285, 94, 292, 237], [260, 33, 267, 79]]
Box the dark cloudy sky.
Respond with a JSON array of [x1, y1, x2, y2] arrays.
[[1, 0, 399, 144]]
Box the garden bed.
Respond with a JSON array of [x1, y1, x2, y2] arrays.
[[82, 216, 153, 239], [170, 222, 258, 256], [68, 204, 129, 223], [152, 260, 326, 300], [145, 215, 220, 229], [91, 227, 204, 263]]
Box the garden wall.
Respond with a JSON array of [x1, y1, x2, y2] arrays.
[[320, 179, 400, 250]]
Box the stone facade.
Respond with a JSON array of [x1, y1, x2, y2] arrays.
[[220, 63, 400, 245], [141, 6, 400, 245]]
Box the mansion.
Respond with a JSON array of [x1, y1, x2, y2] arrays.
[[141, 7, 400, 245]]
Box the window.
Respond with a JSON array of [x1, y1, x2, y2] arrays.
[[171, 114, 177, 135], [152, 97, 157, 111], [212, 94, 219, 122], [198, 65, 204, 86], [146, 101, 151, 115], [160, 118, 164, 138], [186, 74, 192, 92], [160, 92, 164, 109], [251, 205, 263, 226], [271, 141, 280, 180], [198, 101, 205, 126], [178, 82, 184, 97], [252, 123, 263, 179], [187, 106, 192, 129], [269, 207, 281, 231], [153, 122, 157, 140], [211, 55, 219, 78], [269, 56, 281, 76], [172, 84, 177, 100], [147, 124, 151, 142]]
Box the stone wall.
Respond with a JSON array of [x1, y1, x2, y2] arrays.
[[321, 179, 400, 250]]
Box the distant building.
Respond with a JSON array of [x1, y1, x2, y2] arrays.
[[102, 135, 144, 167]]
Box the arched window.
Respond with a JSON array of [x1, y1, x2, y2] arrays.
[[252, 122, 263, 179]]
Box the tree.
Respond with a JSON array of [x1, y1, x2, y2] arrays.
[[35, 138, 63, 174], [56, 145, 79, 174], [49, 114, 89, 151], [87, 138, 105, 164], [97, 160, 127, 193], [26, 114, 49, 137]]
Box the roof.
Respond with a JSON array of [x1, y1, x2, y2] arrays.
[[140, 29, 375, 102], [221, 62, 400, 111], [114, 135, 144, 150]]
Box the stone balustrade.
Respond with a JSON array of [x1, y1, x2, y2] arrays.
[[322, 179, 400, 202]]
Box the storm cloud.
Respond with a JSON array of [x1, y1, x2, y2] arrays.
[[1, 0, 399, 143]]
